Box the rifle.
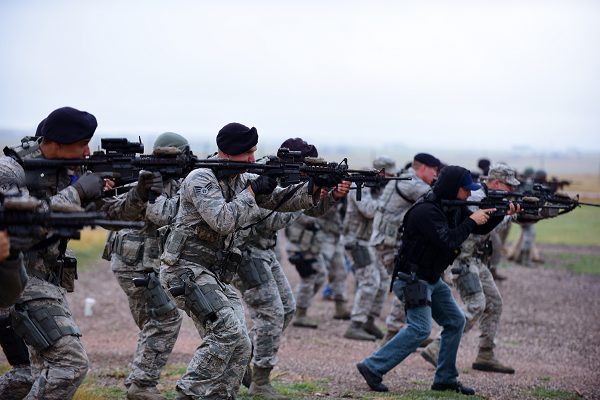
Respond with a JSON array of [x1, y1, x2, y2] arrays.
[[22, 139, 410, 201], [442, 186, 596, 220], [0, 193, 144, 251]]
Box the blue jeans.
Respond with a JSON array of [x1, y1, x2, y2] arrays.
[[361, 277, 465, 385]]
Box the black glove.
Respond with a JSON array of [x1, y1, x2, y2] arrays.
[[136, 171, 164, 202], [312, 173, 343, 188], [73, 173, 104, 202], [250, 175, 277, 195]]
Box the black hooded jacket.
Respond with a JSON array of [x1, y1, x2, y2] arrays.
[[399, 166, 503, 283]]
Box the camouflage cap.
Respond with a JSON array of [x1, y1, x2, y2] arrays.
[[373, 155, 397, 174], [485, 163, 520, 186], [153, 132, 189, 151]]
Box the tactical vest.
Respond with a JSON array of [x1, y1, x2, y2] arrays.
[[343, 188, 381, 243]]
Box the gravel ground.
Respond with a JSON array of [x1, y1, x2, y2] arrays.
[[3, 243, 599, 399]]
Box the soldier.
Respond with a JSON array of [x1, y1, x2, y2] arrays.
[[369, 153, 440, 342], [342, 156, 396, 341], [232, 137, 346, 400], [103, 132, 190, 400], [420, 163, 520, 374], [158, 123, 340, 399], [0, 107, 153, 400], [286, 202, 350, 327]]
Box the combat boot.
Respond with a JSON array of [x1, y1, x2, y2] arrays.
[[333, 300, 351, 320], [420, 338, 440, 368], [292, 307, 318, 328], [127, 382, 167, 400], [248, 366, 289, 400], [344, 321, 377, 341], [516, 249, 531, 266], [472, 348, 515, 374], [364, 317, 384, 339], [382, 328, 398, 344]]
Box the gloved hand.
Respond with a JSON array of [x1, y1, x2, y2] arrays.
[[73, 173, 104, 202], [250, 175, 278, 195], [136, 171, 164, 202], [312, 173, 343, 188]]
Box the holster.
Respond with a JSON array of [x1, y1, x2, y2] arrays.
[[452, 264, 482, 296], [9, 303, 81, 351], [169, 274, 229, 323], [237, 256, 270, 289], [0, 314, 30, 366], [345, 243, 372, 268], [132, 272, 177, 318], [402, 273, 430, 309], [288, 252, 317, 278]]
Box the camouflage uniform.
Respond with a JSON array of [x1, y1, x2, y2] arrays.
[[369, 167, 431, 334], [285, 215, 327, 310], [159, 164, 316, 400], [1, 138, 147, 400], [104, 178, 183, 395], [318, 203, 348, 302], [342, 187, 386, 339], [232, 212, 300, 369]]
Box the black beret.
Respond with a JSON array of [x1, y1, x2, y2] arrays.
[[216, 122, 259, 155], [280, 137, 318, 158], [41, 107, 97, 144], [35, 118, 46, 137], [414, 153, 441, 168]]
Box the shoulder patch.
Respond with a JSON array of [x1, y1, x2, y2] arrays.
[[194, 183, 213, 196]]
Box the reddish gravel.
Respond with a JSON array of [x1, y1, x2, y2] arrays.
[[2, 243, 599, 399]]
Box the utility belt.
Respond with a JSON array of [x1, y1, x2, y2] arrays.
[[30, 255, 78, 293], [344, 242, 372, 268]]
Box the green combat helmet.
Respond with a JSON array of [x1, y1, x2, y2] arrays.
[[153, 132, 189, 152]]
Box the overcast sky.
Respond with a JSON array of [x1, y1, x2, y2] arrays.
[[1, 0, 599, 151]]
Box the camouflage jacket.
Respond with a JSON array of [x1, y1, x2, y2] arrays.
[[106, 178, 181, 272], [370, 167, 430, 248], [343, 187, 380, 246], [162, 162, 317, 265]]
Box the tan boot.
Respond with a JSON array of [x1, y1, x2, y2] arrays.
[[472, 348, 515, 374], [382, 329, 398, 344], [292, 307, 318, 328], [364, 317, 384, 339], [248, 366, 289, 400], [333, 300, 351, 320], [420, 338, 440, 368], [344, 321, 377, 341], [127, 383, 166, 400]]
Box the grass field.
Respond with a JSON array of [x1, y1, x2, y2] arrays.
[[507, 205, 600, 246]]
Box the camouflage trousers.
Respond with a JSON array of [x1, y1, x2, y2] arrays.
[[13, 277, 89, 400], [160, 263, 251, 400], [320, 239, 348, 301], [348, 246, 388, 324], [112, 258, 183, 388], [372, 245, 406, 332], [489, 221, 511, 269], [233, 249, 295, 368], [294, 252, 327, 309], [452, 258, 503, 350]]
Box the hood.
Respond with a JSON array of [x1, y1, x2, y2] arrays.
[[432, 165, 470, 200]]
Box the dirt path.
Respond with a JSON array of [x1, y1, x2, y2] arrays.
[[3, 244, 600, 399]]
